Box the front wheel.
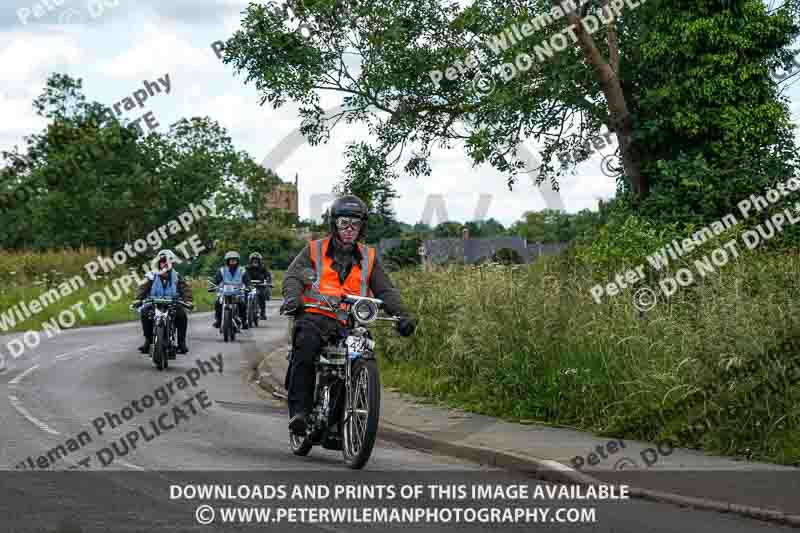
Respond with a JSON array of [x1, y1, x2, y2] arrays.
[[153, 323, 167, 370], [342, 359, 380, 469], [223, 308, 231, 342], [289, 431, 313, 456]]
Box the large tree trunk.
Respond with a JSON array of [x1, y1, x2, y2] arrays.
[[557, 0, 647, 203]]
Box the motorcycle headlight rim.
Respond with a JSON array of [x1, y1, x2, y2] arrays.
[[352, 299, 378, 324]]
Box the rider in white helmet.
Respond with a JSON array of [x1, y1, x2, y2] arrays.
[[134, 249, 193, 354]]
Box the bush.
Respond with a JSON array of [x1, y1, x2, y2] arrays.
[[375, 255, 800, 465]]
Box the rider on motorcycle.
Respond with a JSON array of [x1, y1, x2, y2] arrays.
[[135, 249, 193, 354], [280, 195, 416, 435], [211, 251, 250, 329], [245, 252, 272, 320]]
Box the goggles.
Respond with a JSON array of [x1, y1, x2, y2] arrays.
[[335, 217, 363, 231]]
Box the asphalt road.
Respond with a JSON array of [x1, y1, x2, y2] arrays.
[[0, 302, 793, 532]]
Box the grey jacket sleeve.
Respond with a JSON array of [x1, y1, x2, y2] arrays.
[[283, 244, 312, 302], [136, 278, 153, 300], [369, 254, 408, 318]]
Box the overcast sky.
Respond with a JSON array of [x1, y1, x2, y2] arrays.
[[2, 0, 799, 226]]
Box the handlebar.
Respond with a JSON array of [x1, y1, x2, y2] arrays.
[[130, 298, 194, 311]]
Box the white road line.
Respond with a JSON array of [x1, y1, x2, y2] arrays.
[[8, 365, 39, 385], [117, 459, 145, 470], [55, 344, 97, 360], [8, 394, 60, 435]]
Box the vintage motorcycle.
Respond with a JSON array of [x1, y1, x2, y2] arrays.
[[285, 270, 399, 469], [130, 297, 192, 370], [246, 280, 272, 328], [209, 281, 245, 342]]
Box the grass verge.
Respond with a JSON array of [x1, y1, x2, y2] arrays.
[[374, 256, 800, 466]]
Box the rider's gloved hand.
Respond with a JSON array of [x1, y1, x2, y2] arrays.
[[280, 297, 299, 316], [396, 317, 416, 337]]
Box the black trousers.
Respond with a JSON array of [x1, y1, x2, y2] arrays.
[[141, 306, 187, 344], [215, 300, 247, 324], [256, 286, 269, 314], [286, 313, 341, 418]]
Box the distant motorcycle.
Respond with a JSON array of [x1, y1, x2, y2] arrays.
[[246, 280, 272, 328], [209, 282, 244, 342], [285, 269, 400, 469], [130, 297, 192, 370]]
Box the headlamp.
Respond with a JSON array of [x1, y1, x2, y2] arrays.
[[352, 299, 378, 324]]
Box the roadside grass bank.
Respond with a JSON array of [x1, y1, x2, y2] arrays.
[[374, 255, 800, 466], [0, 245, 287, 332], [0, 280, 216, 334]]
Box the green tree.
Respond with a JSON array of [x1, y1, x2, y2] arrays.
[[335, 142, 404, 243], [220, 0, 799, 216], [0, 73, 278, 256], [433, 221, 464, 238], [628, 0, 799, 223]]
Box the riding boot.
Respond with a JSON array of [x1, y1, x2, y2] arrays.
[[177, 334, 188, 354], [138, 336, 152, 354]]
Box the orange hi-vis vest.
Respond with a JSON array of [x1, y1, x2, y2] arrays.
[[303, 238, 376, 320]]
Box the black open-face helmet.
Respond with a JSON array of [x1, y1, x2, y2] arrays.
[[329, 195, 368, 238]]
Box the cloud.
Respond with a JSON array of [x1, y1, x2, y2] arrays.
[[0, 32, 82, 82], [94, 23, 210, 79]]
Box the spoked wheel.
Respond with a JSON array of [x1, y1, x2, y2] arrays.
[[223, 309, 232, 342], [289, 431, 313, 456], [153, 323, 167, 370], [342, 359, 380, 469], [248, 300, 257, 328]]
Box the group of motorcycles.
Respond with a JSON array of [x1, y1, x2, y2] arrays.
[[130, 268, 398, 469], [208, 279, 272, 342]]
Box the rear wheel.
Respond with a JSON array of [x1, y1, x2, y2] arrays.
[[153, 323, 167, 370], [342, 359, 380, 469]]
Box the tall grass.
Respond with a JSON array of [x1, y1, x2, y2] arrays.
[[376, 255, 800, 465]]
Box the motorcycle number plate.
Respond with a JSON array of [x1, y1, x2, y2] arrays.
[[345, 335, 366, 355]]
